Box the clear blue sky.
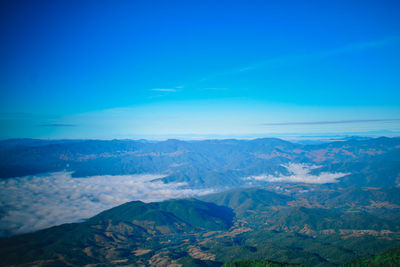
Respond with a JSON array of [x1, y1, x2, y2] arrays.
[[1, 0, 399, 139]]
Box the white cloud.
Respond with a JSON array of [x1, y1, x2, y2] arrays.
[[0, 172, 214, 236], [202, 87, 228, 90], [245, 163, 349, 184], [151, 88, 177, 92]]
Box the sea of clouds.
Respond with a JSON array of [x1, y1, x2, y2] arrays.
[[245, 163, 350, 184], [0, 172, 215, 236]]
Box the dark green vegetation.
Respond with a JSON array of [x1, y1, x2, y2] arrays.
[[340, 247, 400, 266], [224, 248, 400, 267], [224, 259, 307, 266], [1, 186, 400, 266], [1, 137, 400, 266]]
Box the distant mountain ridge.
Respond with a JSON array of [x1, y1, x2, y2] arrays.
[[1, 137, 400, 189]]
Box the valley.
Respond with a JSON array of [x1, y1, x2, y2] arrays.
[[1, 137, 400, 266]]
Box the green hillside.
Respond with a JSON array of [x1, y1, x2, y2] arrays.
[[200, 187, 290, 216], [223, 247, 400, 267], [90, 198, 234, 231], [224, 259, 308, 267], [341, 247, 400, 266], [0, 198, 234, 266], [1, 187, 400, 266]]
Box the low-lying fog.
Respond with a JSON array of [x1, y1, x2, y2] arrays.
[[245, 163, 349, 184], [0, 172, 215, 236], [0, 164, 349, 236]]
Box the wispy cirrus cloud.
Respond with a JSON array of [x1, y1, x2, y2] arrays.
[[262, 118, 400, 126], [239, 35, 400, 73], [200, 35, 400, 82], [202, 87, 228, 90], [0, 112, 58, 120], [150, 88, 177, 92], [39, 123, 77, 127]]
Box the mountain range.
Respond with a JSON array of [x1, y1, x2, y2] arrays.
[[1, 137, 400, 266], [1, 137, 400, 188]]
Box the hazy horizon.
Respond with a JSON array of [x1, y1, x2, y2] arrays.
[[1, 131, 399, 142]]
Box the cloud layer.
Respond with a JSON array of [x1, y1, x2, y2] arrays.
[[0, 172, 214, 236], [263, 118, 400, 126], [245, 163, 349, 184]]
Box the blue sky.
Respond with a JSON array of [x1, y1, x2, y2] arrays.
[[0, 0, 399, 139]]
